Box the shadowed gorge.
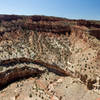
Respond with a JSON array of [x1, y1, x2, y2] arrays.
[[0, 66, 44, 90]]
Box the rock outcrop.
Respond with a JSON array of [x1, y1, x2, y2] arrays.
[[0, 57, 72, 76]]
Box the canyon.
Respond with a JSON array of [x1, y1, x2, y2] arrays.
[[0, 15, 100, 100]]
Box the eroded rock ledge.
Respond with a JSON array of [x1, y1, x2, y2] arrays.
[[0, 66, 44, 90], [0, 57, 97, 90], [0, 57, 72, 76]]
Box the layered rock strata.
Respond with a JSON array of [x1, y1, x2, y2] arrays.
[[0, 66, 44, 90]]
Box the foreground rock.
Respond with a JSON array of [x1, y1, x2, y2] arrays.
[[0, 71, 100, 100]]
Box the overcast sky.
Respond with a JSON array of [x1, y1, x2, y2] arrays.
[[0, 0, 100, 20]]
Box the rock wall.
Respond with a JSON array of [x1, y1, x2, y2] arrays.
[[0, 15, 100, 40]]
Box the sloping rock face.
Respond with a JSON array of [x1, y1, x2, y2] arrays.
[[0, 15, 100, 100]]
